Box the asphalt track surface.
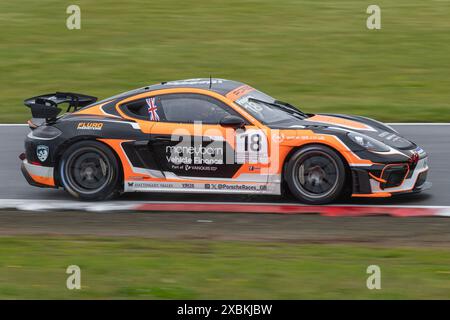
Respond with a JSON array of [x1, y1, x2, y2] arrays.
[[1, 124, 449, 243], [0, 124, 448, 205]]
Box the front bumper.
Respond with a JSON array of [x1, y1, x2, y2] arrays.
[[21, 159, 56, 188], [351, 157, 430, 198]]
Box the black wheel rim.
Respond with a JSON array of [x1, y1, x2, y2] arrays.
[[293, 151, 339, 199], [64, 147, 112, 194]]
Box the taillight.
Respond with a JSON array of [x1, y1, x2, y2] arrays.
[[27, 119, 38, 130]]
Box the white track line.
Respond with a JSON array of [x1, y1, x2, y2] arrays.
[[1, 199, 449, 216], [1, 198, 450, 208]]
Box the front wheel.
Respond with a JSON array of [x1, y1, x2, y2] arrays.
[[59, 140, 121, 201], [285, 145, 347, 204]]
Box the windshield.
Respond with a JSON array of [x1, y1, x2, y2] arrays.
[[235, 90, 307, 126]]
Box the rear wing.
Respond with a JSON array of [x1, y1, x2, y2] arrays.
[[24, 92, 97, 121]]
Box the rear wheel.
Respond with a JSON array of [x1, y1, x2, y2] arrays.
[[59, 140, 120, 201], [285, 145, 346, 204]]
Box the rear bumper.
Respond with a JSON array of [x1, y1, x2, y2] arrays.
[[351, 157, 430, 198], [21, 159, 56, 188]]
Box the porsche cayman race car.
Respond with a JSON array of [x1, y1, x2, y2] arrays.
[[20, 78, 431, 204]]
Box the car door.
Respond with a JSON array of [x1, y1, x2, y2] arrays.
[[147, 93, 270, 188]]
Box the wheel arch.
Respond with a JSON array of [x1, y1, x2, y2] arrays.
[[53, 136, 124, 189], [281, 142, 352, 189]]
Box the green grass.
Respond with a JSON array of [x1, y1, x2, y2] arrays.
[[0, 236, 450, 299], [1, 1, 450, 123]]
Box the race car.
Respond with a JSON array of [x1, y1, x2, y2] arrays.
[[20, 78, 431, 204]]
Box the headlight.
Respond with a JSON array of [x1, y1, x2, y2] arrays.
[[347, 132, 390, 152]]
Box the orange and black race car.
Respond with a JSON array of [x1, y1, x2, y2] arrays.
[[20, 78, 431, 204]]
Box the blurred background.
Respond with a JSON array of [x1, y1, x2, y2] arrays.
[[0, 0, 450, 299], [1, 0, 449, 123]]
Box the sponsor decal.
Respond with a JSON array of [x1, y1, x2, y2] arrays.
[[237, 96, 263, 114], [162, 123, 269, 167], [36, 145, 49, 162], [226, 85, 255, 100], [146, 97, 160, 121], [77, 122, 103, 130], [271, 133, 285, 143], [125, 180, 279, 194], [206, 183, 268, 192], [165, 78, 224, 86], [272, 133, 325, 142], [379, 131, 409, 144], [166, 144, 224, 165], [127, 181, 268, 192], [183, 164, 218, 172], [130, 182, 175, 189]]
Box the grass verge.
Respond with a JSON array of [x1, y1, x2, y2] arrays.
[[0, 236, 449, 299], [1, 0, 450, 123]]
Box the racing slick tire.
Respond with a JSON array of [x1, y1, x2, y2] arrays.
[[285, 144, 347, 204], [59, 140, 121, 201]]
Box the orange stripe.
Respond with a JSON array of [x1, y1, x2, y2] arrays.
[[368, 172, 387, 183], [225, 85, 255, 101], [306, 115, 373, 131], [74, 100, 115, 117], [29, 174, 55, 187], [352, 192, 391, 198]]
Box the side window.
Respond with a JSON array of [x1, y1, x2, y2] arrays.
[[121, 93, 246, 124], [159, 94, 241, 124]]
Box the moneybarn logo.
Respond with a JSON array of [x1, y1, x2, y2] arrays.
[[166, 122, 280, 168], [166, 144, 224, 165]]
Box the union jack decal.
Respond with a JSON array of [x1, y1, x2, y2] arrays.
[[146, 97, 160, 121]]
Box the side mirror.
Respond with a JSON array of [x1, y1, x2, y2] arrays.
[[219, 115, 246, 129]]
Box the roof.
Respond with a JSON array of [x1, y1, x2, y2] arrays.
[[102, 78, 246, 103], [88, 79, 251, 110], [146, 78, 245, 96]]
